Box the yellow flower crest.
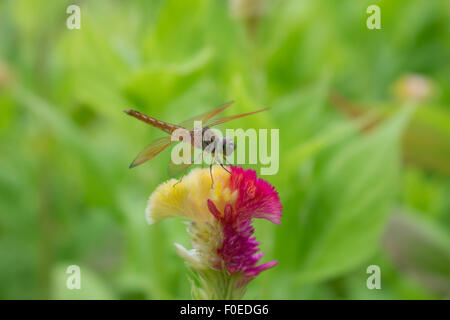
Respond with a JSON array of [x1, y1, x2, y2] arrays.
[[146, 166, 238, 225]]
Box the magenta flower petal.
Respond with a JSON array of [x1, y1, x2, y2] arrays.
[[245, 261, 278, 277], [206, 167, 282, 287]]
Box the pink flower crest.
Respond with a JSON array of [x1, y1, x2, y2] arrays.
[[207, 166, 282, 285]]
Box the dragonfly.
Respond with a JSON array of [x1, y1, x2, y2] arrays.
[[124, 101, 268, 185]]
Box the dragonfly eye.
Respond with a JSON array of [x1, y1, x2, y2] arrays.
[[222, 136, 235, 155]]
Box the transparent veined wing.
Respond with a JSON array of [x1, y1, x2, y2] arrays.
[[167, 142, 209, 178], [167, 143, 196, 177], [129, 136, 174, 168], [178, 101, 234, 129], [205, 108, 269, 128]]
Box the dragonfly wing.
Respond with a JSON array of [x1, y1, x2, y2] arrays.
[[205, 107, 269, 127], [168, 147, 208, 177], [129, 136, 174, 168], [178, 101, 234, 129]]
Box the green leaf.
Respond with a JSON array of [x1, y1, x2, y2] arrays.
[[383, 212, 450, 296], [124, 47, 213, 109], [295, 106, 415, 285]]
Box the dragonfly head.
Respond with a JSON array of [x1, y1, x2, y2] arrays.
[[222, 136, 235, 156]]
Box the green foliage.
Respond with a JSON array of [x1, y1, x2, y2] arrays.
[[294, 107, 413, 285]]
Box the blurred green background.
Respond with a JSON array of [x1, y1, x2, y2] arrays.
[[0, 0, 449, 299]]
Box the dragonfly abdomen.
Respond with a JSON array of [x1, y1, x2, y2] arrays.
[[124, 109, 179, 134]]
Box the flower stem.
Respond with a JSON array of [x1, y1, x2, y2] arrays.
[[217, 271, 242, 300]]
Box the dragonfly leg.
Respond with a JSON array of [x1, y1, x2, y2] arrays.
[[172, 163, 191, 187], [172, 176, 183, 187], [172, 151, 202, 187], [220, 163, 231, 174], [220, 155, 231, 174]]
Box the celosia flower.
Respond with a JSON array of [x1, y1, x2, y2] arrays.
[[392, 73, 434, 102], [146, 165, 282, 299]]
